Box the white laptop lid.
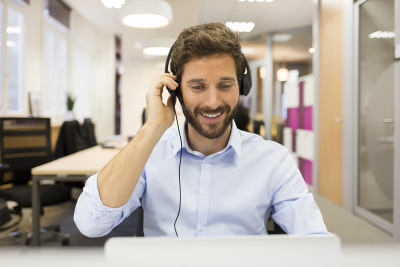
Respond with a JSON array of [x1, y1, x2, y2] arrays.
[[104, 234, 342, 267]]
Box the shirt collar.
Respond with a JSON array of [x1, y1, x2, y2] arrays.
[[170, 120, 242, 159]]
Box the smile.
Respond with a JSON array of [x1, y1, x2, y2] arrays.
[[201, 112, 222, 118]]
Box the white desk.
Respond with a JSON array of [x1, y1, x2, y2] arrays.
[[31, 146, 121, 246]]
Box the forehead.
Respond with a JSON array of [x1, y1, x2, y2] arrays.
[[181, 54, 237, 81]]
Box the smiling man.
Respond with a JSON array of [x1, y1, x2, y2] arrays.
[[74, 23, 328, 237]]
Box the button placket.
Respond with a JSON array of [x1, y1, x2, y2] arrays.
[[196, 158, 211, 236]]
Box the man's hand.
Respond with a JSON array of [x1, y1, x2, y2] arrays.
[[145, 74, 179, 131], [96, 73, 179, 208]]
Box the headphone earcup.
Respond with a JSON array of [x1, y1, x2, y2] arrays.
[[240, 54, 252, 96], [241, 73, 252, 96]]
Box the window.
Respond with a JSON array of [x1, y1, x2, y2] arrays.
[[42, 0, 69, 119], [0, 3, 25, 114], [6, 6, 24, 113], [43, 24, 68, 116]]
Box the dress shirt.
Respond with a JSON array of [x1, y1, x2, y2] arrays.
[[74, 121, 328, 237]]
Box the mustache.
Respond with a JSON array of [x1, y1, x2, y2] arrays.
[[194, 105, 231, 115]]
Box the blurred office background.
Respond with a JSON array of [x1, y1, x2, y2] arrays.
[[0, 0, 399, 246]]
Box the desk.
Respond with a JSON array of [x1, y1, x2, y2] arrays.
[[31, 145, 120, 246]]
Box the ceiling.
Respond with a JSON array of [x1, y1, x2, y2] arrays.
[[64, 0, 314, 62]]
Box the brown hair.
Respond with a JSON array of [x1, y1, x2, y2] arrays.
[[170, 23, 245, 85]]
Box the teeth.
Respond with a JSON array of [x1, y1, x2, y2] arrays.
[[202, 112, 221, 118]]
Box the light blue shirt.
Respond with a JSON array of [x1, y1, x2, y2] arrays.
[[74, 121, 328, 237]]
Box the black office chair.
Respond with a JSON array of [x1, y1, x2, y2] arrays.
[[54, 120, 90, 159], [266, 215, 287, 235], [0, 117, 71, 245]]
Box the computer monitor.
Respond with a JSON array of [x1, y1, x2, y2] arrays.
[[104, 234, 342, 267]]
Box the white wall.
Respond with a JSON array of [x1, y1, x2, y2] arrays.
[[69, 11, 115, 142], [17, 0, 115, 142], [120, 0, 200, 136], [23, 0, 44, 113]]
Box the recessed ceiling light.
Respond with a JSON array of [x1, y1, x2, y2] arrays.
[[140, 37, 175, 56], [143, 47, 171, 56], [309, 47, 315, 54], [226, 22, 255, 32]]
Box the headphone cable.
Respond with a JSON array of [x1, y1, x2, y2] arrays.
[[173, 101, 183, 237]]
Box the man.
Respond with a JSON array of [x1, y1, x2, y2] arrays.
[[74, 23, 328, 237]]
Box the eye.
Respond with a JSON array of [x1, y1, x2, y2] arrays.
[[191, 85, 203, 90], [220, 84, 232, 90]]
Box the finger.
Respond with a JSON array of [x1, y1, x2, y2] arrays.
[[159, 77, 178, 91], [166, 95, 175, 109], [160, 73, 177, 80]]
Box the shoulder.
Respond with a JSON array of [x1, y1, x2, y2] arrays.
[[238, 130, 289, 163], [150, 126, 180, 156]]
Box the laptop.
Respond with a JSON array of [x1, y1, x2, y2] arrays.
[[104, 234, 342, 267]]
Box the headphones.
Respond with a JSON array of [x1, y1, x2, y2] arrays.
[[164, 47, 252, 99]]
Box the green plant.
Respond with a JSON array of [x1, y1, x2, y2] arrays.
[[66, 93, 76, 111]]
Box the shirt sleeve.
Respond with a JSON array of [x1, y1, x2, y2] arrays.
[[73, 171, 145, 237], [270, 150, 329, 235]]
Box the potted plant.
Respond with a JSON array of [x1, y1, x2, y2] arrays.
[[65, 92, 76, 121]]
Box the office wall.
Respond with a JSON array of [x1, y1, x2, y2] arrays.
[[19, 0, 115, 142], [318, 0, 343, 205], [120, 0, 200, 136], [69, 11, 115, 142]]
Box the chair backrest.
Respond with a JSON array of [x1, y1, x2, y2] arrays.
[[54, 120, 90, 159], [0, 117, 52, 184]]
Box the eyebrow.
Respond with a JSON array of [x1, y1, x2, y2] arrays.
[[186, 78, 206, 84], [186, 77, 236, 84]]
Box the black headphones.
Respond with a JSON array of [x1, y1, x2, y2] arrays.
[[164, 47, 252, 99]]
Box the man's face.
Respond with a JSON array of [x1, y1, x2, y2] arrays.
[[180, 53, 240, 139]]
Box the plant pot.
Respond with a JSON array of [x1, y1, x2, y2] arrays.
[[65, 111, 75, 121]]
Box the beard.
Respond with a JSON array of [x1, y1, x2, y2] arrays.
[[181, 99, 239, 139]]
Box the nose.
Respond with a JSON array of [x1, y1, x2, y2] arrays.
[[203, 87, 221, 109]]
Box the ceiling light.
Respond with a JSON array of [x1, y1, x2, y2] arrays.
[[272, 33, 292, 42], [309, 47, 315, 54], [241, 46, 257, 54], [277, 67, 289, 82], [369, 31, 395, 39], [143, 47, 170, 56], [226, 22, 255, 32], [119, 0, 173, 28], [140, 37, 175, 56], [101, 0, 125, 9]]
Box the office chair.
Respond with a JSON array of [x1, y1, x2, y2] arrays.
[[266, 215, 287, 235], [54, 120, 89, 159], [0, 117, 71, 246]]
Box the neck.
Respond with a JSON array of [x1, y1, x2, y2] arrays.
[[185, 123, 232, 157]]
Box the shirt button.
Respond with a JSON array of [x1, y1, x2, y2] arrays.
[[202, 190, 207, 195], [200, 226, 204, 231], [205, 159, 209, 164]]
